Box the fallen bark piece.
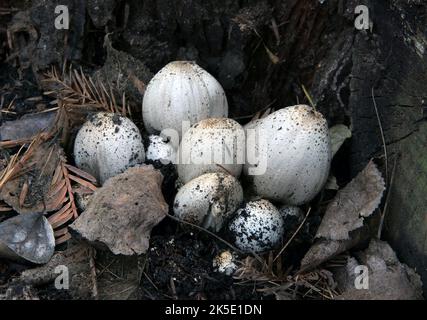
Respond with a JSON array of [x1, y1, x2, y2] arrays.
[[12, 242, 95, 299], [0, 111, 56, 141], [334, 239, 423, 300], [300, 161, 385, 271], [70, 165, 168, 255], [0, 212, 55, 264]]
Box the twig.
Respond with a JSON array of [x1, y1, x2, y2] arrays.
[[371, 87, 388, 183], [166, 213, 243, 254], [274, 207, 311, 262], [89, 246, 99, 300], [377, 156, 397, 239]]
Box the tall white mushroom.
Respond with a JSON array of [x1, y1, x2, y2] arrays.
[[74, 112, 145, 184], [244, 105, 331, 205], [142, 61, 228, 137], [177, 118, 245, 183]]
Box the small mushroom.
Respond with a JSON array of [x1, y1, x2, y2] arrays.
[[229, 199, 284, 253], [74, 112, 145, 184], [213, 250, 238, 276], [146, 134, 177, 164], [142, 61, 228, 137], [244, 105, 331, 205], [177, 118, 245, 183], [173, 172, 243, 232], [279, 205, 304, 224]]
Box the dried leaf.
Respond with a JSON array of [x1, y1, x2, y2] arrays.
[[300, 161, 385, 271], [330, 124, 352, 157], [324, 175, 339, 190], [334, 240, 423, 300], [70, 165, 168, 255], [0, 212, 55, 264]]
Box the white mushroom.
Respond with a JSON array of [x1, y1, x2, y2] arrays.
[[229, 199, 284, 253], [177, 118, 245, 183], [74, 112, 145, 184], [173, 172, 243, 232], [146, 134, 177, 164], [244, 105, 331, 205], [279, 205, 304, 224], [213, 250, 238, 276], [142, 61, 228, 137]]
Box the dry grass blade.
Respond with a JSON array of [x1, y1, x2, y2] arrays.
[[274, 207, 311, 262]]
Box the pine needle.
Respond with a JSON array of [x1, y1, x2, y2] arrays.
[[301, 84, 316, 110]]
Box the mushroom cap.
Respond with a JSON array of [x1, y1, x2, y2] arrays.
[[173, 172, 243, 232], [213, 250, 237, 276], [74, 112, 145, 184], [244, 105, 331, 205], [146, 134, 177, 164], [142, 61, 228, 137], [229, 199, 284, 253], [177, 118, 244, 183]]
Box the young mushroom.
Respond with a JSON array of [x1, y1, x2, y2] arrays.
[[244, 105, 331, 205], [142, 61, 228, 137], [229, 199, 284, 253], [279, 205, 304, 224], [177, 118, 244, 183], [213, 250, 238, 276], [173, 172, 243, 232], [146, 134, 177, 164], [74, 112, 145, 184]]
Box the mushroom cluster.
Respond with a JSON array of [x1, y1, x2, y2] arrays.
[[73, 61, 331, 257]]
